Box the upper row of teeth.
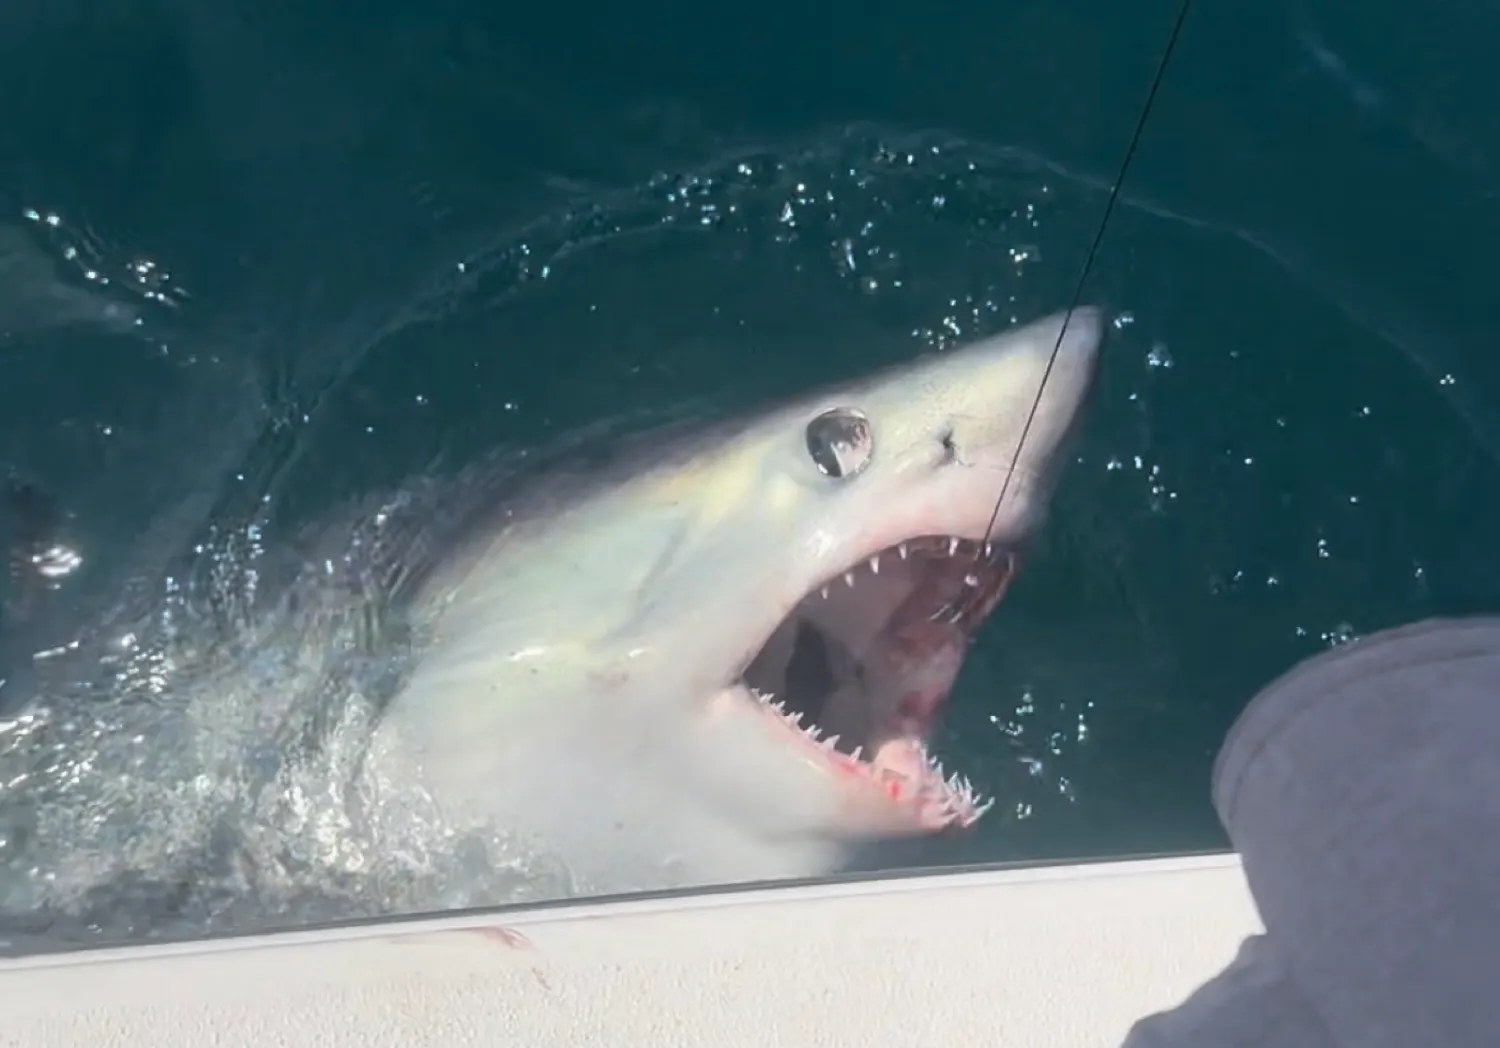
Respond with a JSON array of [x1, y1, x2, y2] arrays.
[[749, 687, 993, 822], [817, 538, 998, 600]]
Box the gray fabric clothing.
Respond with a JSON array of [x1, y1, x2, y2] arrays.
[[1121, 616, 1500, 1048]]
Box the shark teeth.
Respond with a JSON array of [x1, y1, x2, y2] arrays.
[[815, 536, 1005, 602], [811, 536, 1013, 631], [756, 533, 1010, 826], [747, 687, 993, 826]]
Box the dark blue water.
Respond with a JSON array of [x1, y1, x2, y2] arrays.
[[1, 0, 1498, 943]]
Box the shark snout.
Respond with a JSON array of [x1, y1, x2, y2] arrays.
[[967, 305, 1101, 467], [898, 306, 1104, 541]]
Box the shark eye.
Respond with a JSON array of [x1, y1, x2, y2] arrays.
[[805, 407, 873, 479]]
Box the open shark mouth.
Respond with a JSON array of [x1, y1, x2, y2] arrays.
[[741, 535, 1017, 834]]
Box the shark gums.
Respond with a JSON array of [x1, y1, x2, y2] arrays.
[[358, 306, 1104, 892]]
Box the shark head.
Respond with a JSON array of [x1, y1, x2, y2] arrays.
[[368, 307, 1104, 892]]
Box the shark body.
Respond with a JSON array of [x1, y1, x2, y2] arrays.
[[361, 306, 1105, 892], [0, 306, 1103, 911]]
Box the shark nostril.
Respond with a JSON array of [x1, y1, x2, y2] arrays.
[[939, 428, 957, 461]]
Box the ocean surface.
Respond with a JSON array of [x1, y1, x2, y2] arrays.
[[0, 0, 1497, 948]]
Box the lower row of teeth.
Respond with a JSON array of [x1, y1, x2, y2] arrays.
[[750, 688, 993, 822]]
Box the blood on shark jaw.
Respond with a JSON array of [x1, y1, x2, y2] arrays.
[[738, 534, 1017, 834]]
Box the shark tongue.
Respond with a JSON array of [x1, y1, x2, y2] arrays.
[[868, 736, 937, 781], [861, 736, 978, 830]]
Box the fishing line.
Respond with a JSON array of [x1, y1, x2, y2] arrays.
[[980, 0, 1197, 542]]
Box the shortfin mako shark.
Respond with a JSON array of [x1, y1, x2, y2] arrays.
[[361, 306, 1105, 893], [0, 306, 1103, 908]]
